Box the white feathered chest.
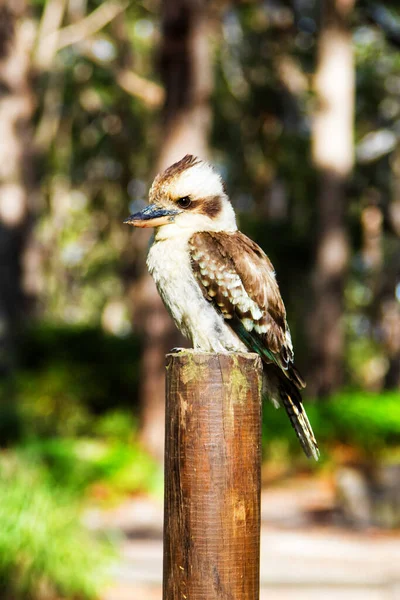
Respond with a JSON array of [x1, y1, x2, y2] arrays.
[[147, 235, 245, 352]]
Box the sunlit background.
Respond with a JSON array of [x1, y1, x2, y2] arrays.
[[0, 0, 400, 598]]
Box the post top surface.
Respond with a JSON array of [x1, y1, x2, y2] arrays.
[[166, 349, 261, 359], [165, 350, 263, 372]]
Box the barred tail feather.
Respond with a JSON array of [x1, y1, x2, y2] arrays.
[[279, 383, 319, 461], [288, 364, 306, 389]]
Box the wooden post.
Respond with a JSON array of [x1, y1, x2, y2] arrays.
[[163, 351, 263, 600]]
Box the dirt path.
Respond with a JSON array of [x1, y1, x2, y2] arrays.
[[92, 477, 400, 600]]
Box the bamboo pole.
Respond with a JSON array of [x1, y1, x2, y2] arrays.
[[163, 351, 263, 600]]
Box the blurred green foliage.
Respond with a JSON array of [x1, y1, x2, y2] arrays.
[[0, 325, 161, 498], [263, 389, 400, 463], [0, 456, 112, 600], [19, 435, 161, 498], [1, 324, 141, 440]]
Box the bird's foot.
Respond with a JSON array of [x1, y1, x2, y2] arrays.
[[169, 347, 200, 354]]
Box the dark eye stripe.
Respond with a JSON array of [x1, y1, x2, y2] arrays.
[[202, 195, 222, 218]]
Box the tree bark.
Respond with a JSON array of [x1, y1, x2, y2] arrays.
[[384, 152, 400, 389], [0, 1, 35, 374], [309, 0, 355, 396], [138, 0, 213, 460]]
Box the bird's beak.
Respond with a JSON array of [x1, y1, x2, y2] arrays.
[[123, 204, 180, 228]]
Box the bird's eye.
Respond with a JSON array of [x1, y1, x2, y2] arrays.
[[177, 196, 192, 209]]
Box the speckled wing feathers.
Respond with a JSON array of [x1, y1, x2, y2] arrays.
[[189, 231, 297, 374]]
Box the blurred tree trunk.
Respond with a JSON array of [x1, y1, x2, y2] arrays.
[[309, 0, 355, 396], [157, 0, 212, 170], [382, 154, 400, 389], [138, 0, 213, 459], [0, 2, 35, 374]]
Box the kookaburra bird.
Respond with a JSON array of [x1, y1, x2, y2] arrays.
[[124, 155, 319, 460]]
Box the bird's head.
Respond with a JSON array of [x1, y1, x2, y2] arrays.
[[124, 155, 237, 239]]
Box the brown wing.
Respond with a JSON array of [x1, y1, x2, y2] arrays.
[[189, 231, 303, 384]]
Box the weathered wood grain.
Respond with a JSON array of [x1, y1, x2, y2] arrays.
[[163, 351, 263, 600]]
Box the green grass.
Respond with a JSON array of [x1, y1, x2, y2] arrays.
[[314, 389, 400, 451], [18, 433, 163, 499], [0, 456, 112, 600], [263, 389, 400, 462]]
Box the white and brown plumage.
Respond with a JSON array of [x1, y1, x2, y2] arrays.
[[124, 155, 319, 460]]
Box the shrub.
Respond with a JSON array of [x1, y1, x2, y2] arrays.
[[0, 456, 112, 600], [263, 389, 400, 461]]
